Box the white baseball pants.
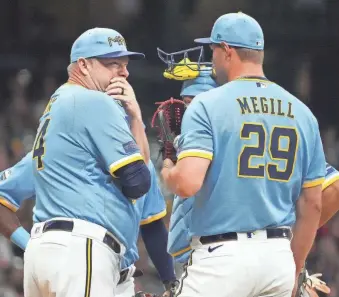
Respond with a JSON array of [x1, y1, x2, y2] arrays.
[[24, 218, 125, 297], [176, 230, 295, 297]]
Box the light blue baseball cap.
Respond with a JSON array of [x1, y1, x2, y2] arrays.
[[70, 28, 145, 63], [195, 12, 264, 50], [180, 71, 218, 97]]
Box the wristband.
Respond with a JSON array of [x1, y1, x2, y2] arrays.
[[10, 226, 30, 250]]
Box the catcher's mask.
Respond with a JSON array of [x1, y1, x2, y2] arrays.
[[157, 46, 213, 80]]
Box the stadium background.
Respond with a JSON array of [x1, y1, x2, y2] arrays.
[[0, 0, 339, 296]]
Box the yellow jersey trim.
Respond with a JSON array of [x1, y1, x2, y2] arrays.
[[0, 197, 18, 212], [235, 78, 274, 84], [109, 153, 144, 177], [140, 209, 167, 225], [322, 175, 339, 191], [171, 246, 192, 257], [177, 149, 213, 161], [303, 178, 325, 188]]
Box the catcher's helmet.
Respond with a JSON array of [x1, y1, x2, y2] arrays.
[[157, 46, 212, 78], [180, 70, 218, 97]]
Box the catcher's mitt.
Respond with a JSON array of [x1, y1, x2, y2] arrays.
[[296, 268, 331, 297], [151, 98, 186, 163]]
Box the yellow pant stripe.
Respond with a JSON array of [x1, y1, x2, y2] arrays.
[[84, 238, 93, 297]]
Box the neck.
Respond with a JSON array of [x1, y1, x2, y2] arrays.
[[227, 62, 265, 82], [68, 74, 92, 90], [67, 66, 98, 90]]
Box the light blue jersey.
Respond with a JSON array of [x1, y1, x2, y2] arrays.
[[177, 77, 326, 236], [32, 83, 146, 250], [166, 67, 217, 263], [170, 161, 339, 264], [0, 152, 35, 211], [0, 151, 166, 269], [121, 161, 167, 269], [167, 197, 192, 263]]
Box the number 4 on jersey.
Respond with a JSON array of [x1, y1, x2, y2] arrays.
[[33, 118, 51, 170]]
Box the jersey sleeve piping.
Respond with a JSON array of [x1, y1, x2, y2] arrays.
[[177, 149, 213, 161], [322, 174, 339, 191], [140, 209, 167, 225], [303, 178, 325, 188], [0, 197, 18, 212], [109, 153, 144, 177]]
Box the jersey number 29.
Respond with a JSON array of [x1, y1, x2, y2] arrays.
[[238, 122, 298, 182]]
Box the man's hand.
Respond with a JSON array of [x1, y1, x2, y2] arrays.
[[106, 77, 142, 120], [161, 158, 175, 181], [292, 269, 330, 297], [106, 77, 150, 163], [162, 158, 175, 170]]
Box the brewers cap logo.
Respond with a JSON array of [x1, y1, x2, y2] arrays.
[[108, 36, 126, 47]]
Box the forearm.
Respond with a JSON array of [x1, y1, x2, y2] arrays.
[[140, 219, 176, 283], [0, 204, 21, 238], [319, 185, 339, 227], [161, 166, 194, 198], [319, 201, 339, 228], [162, 157, 210, 198], [291, 197, 321, 274], [161, 167, 179, 195], [130, 117, 150, 164], [0, 204, 30, 250]]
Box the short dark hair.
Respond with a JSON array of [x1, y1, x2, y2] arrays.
[[234, 48, 264, 64]]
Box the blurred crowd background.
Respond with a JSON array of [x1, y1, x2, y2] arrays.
[[0, 0, 339, 296]]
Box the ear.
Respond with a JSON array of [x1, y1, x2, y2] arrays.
[[220, 41, 232, 61], [220, 41, 230, 51], [77, 58, 90, 76]]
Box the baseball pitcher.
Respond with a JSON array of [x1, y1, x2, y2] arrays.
[[151, 51, 217, 263], [161, 12, 325, 297]]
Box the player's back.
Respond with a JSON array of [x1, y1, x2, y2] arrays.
[[188, 77, 325, 236], [32, 83, 140, 247]]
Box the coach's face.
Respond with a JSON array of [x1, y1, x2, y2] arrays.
[[210, 42, 231, 85], [87, 57, 129, 91]]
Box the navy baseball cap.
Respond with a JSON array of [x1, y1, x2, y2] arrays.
[[195, 12, 264, 50], [70, 28, 145, 63]]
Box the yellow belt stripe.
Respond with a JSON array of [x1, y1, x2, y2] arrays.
[[84, 238, 93, 297]]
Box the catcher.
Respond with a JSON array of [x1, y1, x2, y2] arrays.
[[152, 50, 337, 297], [152, 46, 217, 163], [139, 48, 215, 297]]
